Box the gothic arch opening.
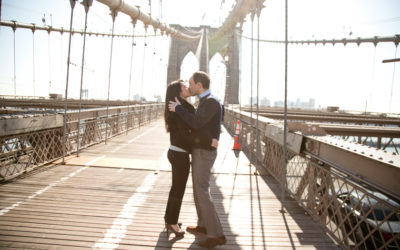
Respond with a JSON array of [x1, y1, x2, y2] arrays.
[[209, 53, 226, 104], [180, 51, 199, 81]]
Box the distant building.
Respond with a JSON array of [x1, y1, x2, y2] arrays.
[[273, 98, 316, 109], [248, 97, 257, 105], [260, 97, 270, 106], [81, 89, 88, 100], [133, 94, 145, 102], [248, 97, 270, 107], [274, 100, 284, 107]]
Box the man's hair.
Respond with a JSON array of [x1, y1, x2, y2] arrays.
[[192, 71, 210, 89]]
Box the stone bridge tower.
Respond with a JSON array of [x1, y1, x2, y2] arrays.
[[167, 25, 240, 104]]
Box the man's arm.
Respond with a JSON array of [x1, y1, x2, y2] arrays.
[[171, 99, 218, 129]]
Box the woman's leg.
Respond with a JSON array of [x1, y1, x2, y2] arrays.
[[164, 150, 190, 224]]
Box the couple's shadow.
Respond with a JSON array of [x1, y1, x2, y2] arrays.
[[154, 230, 211, 249]]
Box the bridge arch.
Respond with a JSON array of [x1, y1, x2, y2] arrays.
[[167, 25, 203, 84], [167, 25, 240, 104], [209, 52, 226, 103]]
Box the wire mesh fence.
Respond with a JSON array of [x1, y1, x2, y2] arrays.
[[224, 108, 400, 250], [0, 103, 164, 182]]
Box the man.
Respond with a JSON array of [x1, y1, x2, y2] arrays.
[[168, 71, 226, 248]]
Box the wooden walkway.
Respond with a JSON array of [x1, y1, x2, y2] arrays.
[[0, 120, 339, 249]]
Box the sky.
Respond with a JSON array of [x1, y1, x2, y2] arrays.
[[0, 0, 399, 113]]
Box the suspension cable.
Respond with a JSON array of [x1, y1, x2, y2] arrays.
[[389, 46, 398, 112], [139, 25, 148, 129], [141, 26, 148, 96], [256, 4, 260, 172], [59, 28, 64, 94], [77, 0, 92, 156], [0, 20, 157, 38], [31, 25, 36, 97], [12, 21, 16, 97], [62, 0, 77, 164], [151, 27, 157, 98], [159, 0, 162, 21], [47, 27, 52, 94], [127, 19, 137, 135], [95, 0, 200, 41], [148, 0, 152, 15], [239, 26, 242, 119], [281, 0, 289, 211], [157, 33, 163, 99], [365, 45, 377, 113], [241, 34, 400, 46], [105, 10, 117, 144], [249, 9, 254, 167]]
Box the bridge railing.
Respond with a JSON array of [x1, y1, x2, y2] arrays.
[[0, 103, 164, 182], [224, 107, 400, 249]]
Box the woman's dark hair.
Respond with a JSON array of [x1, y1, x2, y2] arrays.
[[164, 80, 184, 132]]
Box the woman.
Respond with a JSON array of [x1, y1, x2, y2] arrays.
[[163, 80, 216, 237]]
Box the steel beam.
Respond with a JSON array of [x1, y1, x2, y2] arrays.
[[303, 135, 400, 200], [95, 0, 201, 41], [257, 112, 400, 126]]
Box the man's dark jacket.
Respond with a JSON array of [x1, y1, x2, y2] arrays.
[[175, 93, 222, 151]]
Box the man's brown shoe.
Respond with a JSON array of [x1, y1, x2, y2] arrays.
[[186, 225, 207, 235], [198, 236, 226, 248]]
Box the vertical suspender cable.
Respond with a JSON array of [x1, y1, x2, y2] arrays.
[[158, 34, 163, 99], [152, 29, 156, 96], [148, 0, 152, 15], [76, 0, 92, 156], [239, 27, 242, 119], [12, 22, 16, 97], [389, 46, 398, 113], [48, 29, 52, 94], [127, 19, 136, 135], [150, 29, 156, 125], [281, 0, 289, 210], [62, 0, 76, 164], [60, 30, 64, 94], [159, 0, 162, 20], [249, 11, 254, 166], [152, 30, 158, 121], [139, 27, 148, 129], [105, 10, 117, 144], [365, 45, 377, 113], [32, 26, 36, 97], [141, 28, 147, 101], [149, 0, 154, 122], [256, 6, 260, 170]]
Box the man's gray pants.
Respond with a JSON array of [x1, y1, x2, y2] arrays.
[[191, 148, 224, 237]]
